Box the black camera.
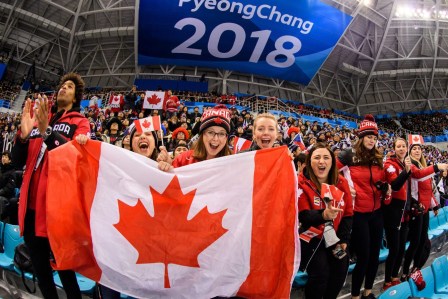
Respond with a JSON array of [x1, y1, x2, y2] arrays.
[[411, 202, 425, 216], [375, 181, 388, 193], [332, 245, 347, 260]]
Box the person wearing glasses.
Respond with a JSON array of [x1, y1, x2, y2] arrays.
[[157, 105, 232, 169]]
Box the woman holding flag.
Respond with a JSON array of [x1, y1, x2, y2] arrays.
[[76, 117, 162, 299], [401, 138, 447, 281], [157, 104, 232, 169], [382, 137, 412, 290], [298, 142, 353, 299]]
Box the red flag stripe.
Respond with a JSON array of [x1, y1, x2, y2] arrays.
[[237, 147, 297, 298], [47, 141, 103, 281]]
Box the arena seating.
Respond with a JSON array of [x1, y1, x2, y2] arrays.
[[0, 222, 96, 297], [293, 210, 448, 288], [377, 256, 448, 298]]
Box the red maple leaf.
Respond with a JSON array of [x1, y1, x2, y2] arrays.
[[213, 118, 223, 124], [147, 94, 161, 105], [413, 136, 420, 142], [114, 176, 228, 288], [142, 119, 151, 129]]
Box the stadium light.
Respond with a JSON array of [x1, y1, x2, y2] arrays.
[[395, 4, 448, 20]]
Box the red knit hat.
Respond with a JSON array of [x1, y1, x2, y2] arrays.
[[172, 127, 190, 140], [199, 105, 231, 134], [287, 126, 300, 137], [358, 114, 378, 138]]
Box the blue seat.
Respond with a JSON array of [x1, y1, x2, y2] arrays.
[[379, 232, 389, 263], [348, 262, 356, 273], [437, 209, 448, 231], [432, 255, 448, 294], [0, 224, 24, 270], [378, 281, 412, 299], [428, 211, 444, 238], [379, 248, 389, 263], [292, 271, 308, 288], [409, 266, 448, 298], [53, 272, 96, 295]]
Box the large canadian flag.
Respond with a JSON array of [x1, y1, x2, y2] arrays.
[[143, 91, 165, 110], [47, 142, 299, 299]]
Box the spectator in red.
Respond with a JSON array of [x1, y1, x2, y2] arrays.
[[164, 90, 180, 119], [157, 104, 232, 169], [287, 126, 300, 144], [401, 143, 448, 280], [12, 73, 88, 299], [382, 137, 412, 290], [172, 127, 189, 141], [298, 142, 353, 299], [338, 115, 390, 299], [108, 92, 124, 113]]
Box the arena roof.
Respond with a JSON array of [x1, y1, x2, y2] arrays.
[[0, 0, 447, 115]]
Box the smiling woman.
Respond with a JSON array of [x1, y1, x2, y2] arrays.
[[249, 113, 278, 151], [128, 123, 159, 160], [337, 114, 388, 299], [298, 142, 353, 299], [157, 105, 233, 170]]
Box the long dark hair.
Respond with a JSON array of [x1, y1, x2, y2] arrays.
[[192, 133, 232, 161], [305, 142, 339, 191], [353, 136, 383, 168]]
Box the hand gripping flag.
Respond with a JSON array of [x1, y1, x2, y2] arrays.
[[47, 141, 299, 299]]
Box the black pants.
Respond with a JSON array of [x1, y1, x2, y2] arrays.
[[383, 199, 409, 282], [304, 241, 349, 299], [351, 210, 384, 297], [99, 284, 121, 299], [24, 210, 81, 299], [402, 212, 429, 275]]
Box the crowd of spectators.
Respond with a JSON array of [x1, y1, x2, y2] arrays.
[[0, 80, 20, 103], [400, 113, 448, 135], [0, 85, 446, 166]]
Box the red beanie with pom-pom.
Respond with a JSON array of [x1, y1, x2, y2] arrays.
[[358, 114, 378, 138]]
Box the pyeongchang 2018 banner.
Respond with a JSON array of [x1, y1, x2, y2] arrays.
[[138, 0, 352, 85]]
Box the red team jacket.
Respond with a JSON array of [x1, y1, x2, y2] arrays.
[[12, 110, 89, 237]]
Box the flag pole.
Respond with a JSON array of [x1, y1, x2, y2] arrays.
[[158, 115, 164, 147]]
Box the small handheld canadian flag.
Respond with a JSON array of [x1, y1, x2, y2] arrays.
[[408, 134, 424, 146], [320, 183, 344, 208], [299, 226, 322, 243], [233, 137, 252, 154], [134, 116, 161, 133]]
